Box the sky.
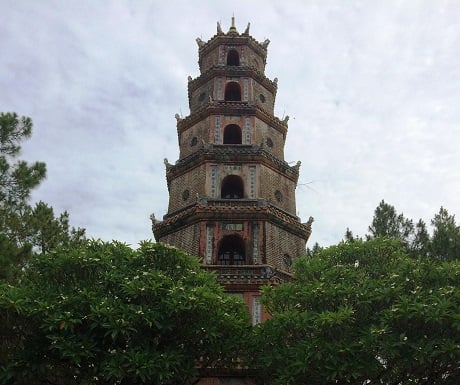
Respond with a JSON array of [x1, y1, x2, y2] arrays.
[[1, 0, 459, 248]]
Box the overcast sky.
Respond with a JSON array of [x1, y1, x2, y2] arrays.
[[2, 0, 459, 248]]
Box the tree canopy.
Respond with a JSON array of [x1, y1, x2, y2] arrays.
[[2, 112, 458, 384], [255, 238, 459, 385], [0, 112, 85, 280], [339, 200, 460, 262], [0, 241, 251, 385], [0, 112, 46, 205]]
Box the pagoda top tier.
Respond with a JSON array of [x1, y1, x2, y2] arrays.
[[196, 17, 270, 74]]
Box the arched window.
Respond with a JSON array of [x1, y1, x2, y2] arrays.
[[223, 124, 242, 144], [218, 235, 246, 265], [221, 175, 244, 199], [227, 49, 240, 66], [225, 82, 241, 101]]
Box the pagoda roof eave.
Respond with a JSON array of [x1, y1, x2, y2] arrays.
[[166, 144, 300, 184], [197, 33, 269, 66], [188, 65, 277, 96], [176, 102, 288, 137], [152, 200, 312, 241]]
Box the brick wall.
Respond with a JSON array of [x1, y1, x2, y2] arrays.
[[199, 44, 266, 74], [168, 165, 207, 212], [199, 46, 220, 73], [253, 119, 285, 159], [159, 223, 201, 257], [189, 82, 215, 114], [179, 116, 212, 158], [252, 81, 275, 115], [265, 222, 307, 272], [258, 164, 296, 214]]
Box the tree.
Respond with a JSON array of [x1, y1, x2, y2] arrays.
[[0, 112, 47, 278], [360, 201, 459, 261], [0, 113, 85, 280], [411, 218, 431, 257], [0, 112, 46, 207], [26, 201, 86, 254], [368, 200, 414, 243], [306, 242, 323, 258], [0, 241, 251, 385], [254, 238, 459, 385], [431, 207, 460, 261]]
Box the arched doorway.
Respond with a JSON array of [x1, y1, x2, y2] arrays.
[[221, 175, 244, 199], [217, 235, 246, 265], [223, 124, 242, 144], [225, 82, 241, 101], [226, 49, 240, 66]]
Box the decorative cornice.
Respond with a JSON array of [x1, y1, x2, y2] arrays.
[[166, 144, 300, 185], [197, 33, 269, 67], [201, 264, 292, 287], [152, 199, 312, 240], [176, 102, 288, 137], [188, 65, 277, 97]]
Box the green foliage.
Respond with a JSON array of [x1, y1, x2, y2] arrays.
[[255, 238, 460, 385], [368, 200, 414, 243], [0, 113, 46, 277], [306, 241, 323, 258], [0, 241, 250, 385], [412, 219, 431, 257], [0, 113, 85, 280], [431, 207, 460, 261], [0, 112, 46, 206], [26, 201, 86, 254], [345, 200, 460, 261]]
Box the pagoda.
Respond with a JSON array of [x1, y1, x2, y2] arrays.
[[152, 18, 313, 325]]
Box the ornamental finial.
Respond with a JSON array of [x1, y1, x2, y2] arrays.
[[229, 15, 237, 33]]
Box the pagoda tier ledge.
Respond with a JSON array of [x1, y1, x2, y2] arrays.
[[202, 264, 292, 287], [188, 64, 277, 96], [176, 102, 288, 136], [152, 199, 312, 240], [198, 34, 269, 66], [167, 144, 300, 184]]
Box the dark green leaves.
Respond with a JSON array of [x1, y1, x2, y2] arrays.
[[0, 240, 250, 385], [255, 238, 460, 385]]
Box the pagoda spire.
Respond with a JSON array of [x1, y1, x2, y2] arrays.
[[228, 15, 238, 33]]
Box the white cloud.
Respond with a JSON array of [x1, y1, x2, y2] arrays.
[[1, 0, 459, 248]]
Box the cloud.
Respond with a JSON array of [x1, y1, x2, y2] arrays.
[[1, 0, 459, 248]]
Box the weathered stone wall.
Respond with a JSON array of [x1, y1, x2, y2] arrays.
[[199, 43, 266, 74], [179, 116, 211, 158], [253, 118, 285, 159], [258, 164, 296, 214], [252, 80, 275, 115], [159, 223, 201, 257], [189, 81, 215, 114], [265, 222, 307, 272], [199, 45, 220, 73], [167, 165, 207, 213]]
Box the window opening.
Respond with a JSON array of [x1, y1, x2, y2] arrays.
[[221, 175, 244, 199], [218, 235, 246, 265], [225, 82, 241, 101], [223, 124, 242, 144], [227, 49, 240, 66]]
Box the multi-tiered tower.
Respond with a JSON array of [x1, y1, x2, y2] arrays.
[[152, 19, 312, 323]]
